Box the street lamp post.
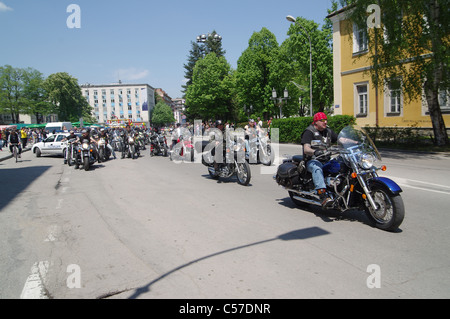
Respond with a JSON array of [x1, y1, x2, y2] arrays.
[[244, 104, 253, 118], [197, 33, 222, 43], [271, 88, 289, 118], [286, 15, 313, 117]]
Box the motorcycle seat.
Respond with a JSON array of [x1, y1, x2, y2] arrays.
[[292, 155, 304, 163]]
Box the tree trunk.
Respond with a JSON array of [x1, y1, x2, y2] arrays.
[[425, 0, 448, 146], [425, 85, 448, 146]]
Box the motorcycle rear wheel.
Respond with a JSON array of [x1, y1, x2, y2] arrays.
[[364, 186, 405, 231]]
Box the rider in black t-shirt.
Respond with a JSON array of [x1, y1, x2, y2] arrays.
[[300, 112, 338, 208]]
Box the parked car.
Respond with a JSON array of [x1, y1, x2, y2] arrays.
[[32, 133, 73, 158]]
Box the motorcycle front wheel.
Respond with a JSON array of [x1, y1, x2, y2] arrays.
[[236, 161, 251, 186], [364, 186, 405, 231], [259, 144, 274, 166], [98, 149, 104, 163], [83, 157, 90, 171], [68, 151, 74, 166]]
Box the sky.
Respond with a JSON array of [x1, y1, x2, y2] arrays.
[[0, 0, 335, 99]]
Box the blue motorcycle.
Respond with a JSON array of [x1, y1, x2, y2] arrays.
[[274, 125, 405, 231]]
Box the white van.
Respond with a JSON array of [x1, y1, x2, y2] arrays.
[[45, 122, 73, 134]]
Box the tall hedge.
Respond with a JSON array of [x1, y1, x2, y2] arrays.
[[270, 115, 356, 143]]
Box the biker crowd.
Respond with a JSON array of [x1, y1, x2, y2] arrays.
[[0, 116, 272, 161]]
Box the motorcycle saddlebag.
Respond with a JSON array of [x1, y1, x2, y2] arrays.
[[277, 162, 299, 179]]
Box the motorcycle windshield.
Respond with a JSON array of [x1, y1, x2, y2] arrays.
[[337, 125, 381, 161]]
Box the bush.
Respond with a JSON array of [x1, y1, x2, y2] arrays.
[[270, 115, 356, 143]]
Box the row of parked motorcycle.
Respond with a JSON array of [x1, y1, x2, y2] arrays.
[[64, 128, 169, 171]]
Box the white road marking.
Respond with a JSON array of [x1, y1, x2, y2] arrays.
[[20, 261, 50, 299], [44, 225, 59, 242], [388, 176, 450, 195]]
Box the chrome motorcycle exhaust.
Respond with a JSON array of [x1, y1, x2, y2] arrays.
[[285, 188, 323, 206]]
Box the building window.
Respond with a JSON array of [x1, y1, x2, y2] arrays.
[[438, 89, 450, 113], [353, 23, 368, 54], [385, 78, 402, 115], [354, 83, 368, 117]]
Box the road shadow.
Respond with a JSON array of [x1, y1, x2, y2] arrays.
[[201, 174, 253, 186], [276, 196, 374, 228], [104, 227, 329, 299], [0, 166, 51, 212]]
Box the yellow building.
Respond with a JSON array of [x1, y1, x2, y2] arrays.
[[327, 7, 449, 129]]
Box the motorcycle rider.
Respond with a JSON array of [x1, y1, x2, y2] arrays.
[[122, 125, 139, 157], [63, 130, 78, 164], [210, 120, 226, 174], [171, 123, 181, 150], [99, 128, 116, 159], [77, 129, 99, 160], [300, 112, 338, 208]]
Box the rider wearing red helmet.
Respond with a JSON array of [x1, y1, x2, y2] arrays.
[[301, 112, 338, 208]]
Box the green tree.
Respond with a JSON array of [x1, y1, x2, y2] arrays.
[[43, 72, 94, 122], [0, 65, 27, 123], [283, 17, 334, 114], [235, 28, 280, 119], [185, 52, 235, 121], [151, 100, 175, 127], [22, 68, 53, 123], [339, 0, 449, 146]]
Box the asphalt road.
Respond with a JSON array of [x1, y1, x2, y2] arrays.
[[1, 144, 450, 299]]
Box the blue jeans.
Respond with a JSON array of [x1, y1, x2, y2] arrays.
[[306, 160, 326, 191]]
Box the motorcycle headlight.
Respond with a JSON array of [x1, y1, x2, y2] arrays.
[[98, 139, 105, 146], [128, 137, 134, 143], [360, 153, 375, 169], [82, 143, 89, 149]]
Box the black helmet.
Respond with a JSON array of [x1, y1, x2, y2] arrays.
[[215, 120, 222, 127]]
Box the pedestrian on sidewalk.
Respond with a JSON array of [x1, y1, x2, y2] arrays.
[[20, 127, 28, 149]]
